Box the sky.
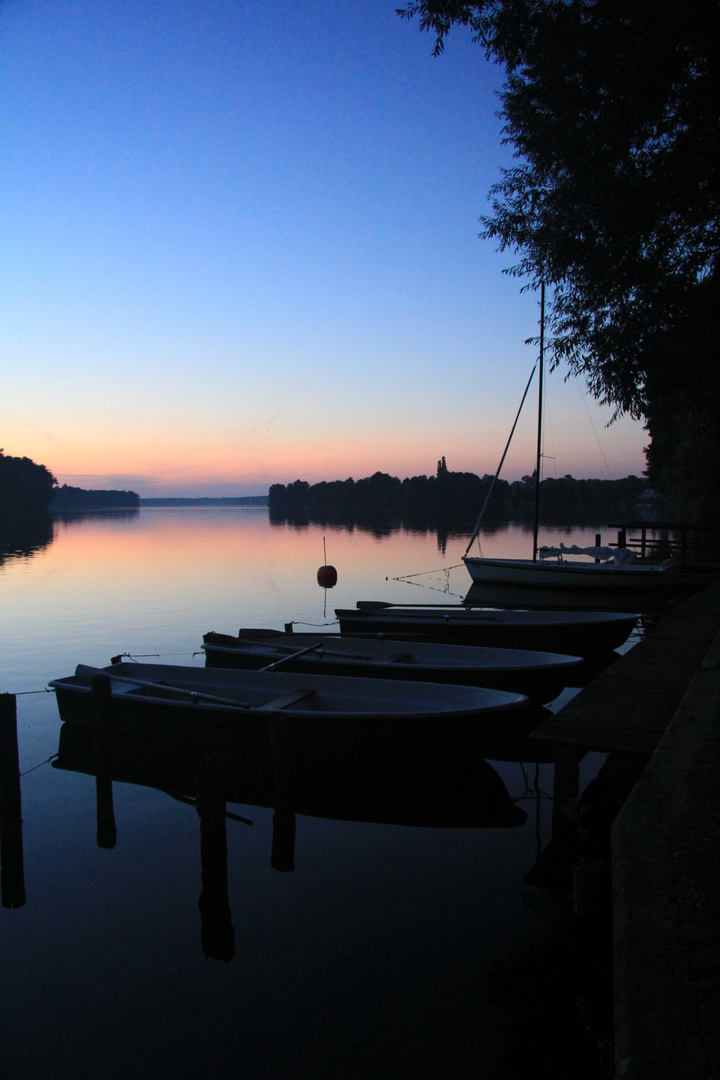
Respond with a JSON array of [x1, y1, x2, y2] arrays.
[[0, 0, 649, 497]]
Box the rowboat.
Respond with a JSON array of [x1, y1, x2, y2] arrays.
[[49, 661, 531, 756], [202, 628, 584, 703], [334, 602, 639, 656]]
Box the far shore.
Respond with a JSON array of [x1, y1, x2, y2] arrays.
[[139, 496, 268, 507]]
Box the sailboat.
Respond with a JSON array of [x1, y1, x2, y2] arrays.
[[461, 285, 673, 592]]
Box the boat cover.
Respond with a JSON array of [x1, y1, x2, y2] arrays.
[[538, 543, 635, 564]]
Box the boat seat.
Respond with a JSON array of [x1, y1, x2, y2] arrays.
[[256, 688, 317, 711]]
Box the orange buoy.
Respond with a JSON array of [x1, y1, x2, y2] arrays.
[[317, 564, 337, 587], [317, 537, 338, 587]]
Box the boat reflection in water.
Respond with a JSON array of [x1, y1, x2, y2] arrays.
[[52, 715, 528, 960]]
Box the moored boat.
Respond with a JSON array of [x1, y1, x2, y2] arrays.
[[202, 628, 584, 703], [462, 550, 673, 590], [335, 601, 639, 656], [49, 661, 531, 756], [461, 286, 674, 591]]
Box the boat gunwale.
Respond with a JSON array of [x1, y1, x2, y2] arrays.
[[201, 631, 584, 673], [49, 663, 529, 721]]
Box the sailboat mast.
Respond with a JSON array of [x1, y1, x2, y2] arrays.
[[532, 282, 545, 561]]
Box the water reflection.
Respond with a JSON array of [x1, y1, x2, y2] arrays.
[[53, 719, 528, 959], [0, 513, 54, 565], [269, 514, 542, 557], [196, 752, 236, 961], [52, 509, 140, 527], [1, 508, 643, 1077], [0, 508, 145, 568], [0, 696, 25, 908]]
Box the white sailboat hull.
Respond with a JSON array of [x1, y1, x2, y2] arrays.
[[462, 555, 671, 590]]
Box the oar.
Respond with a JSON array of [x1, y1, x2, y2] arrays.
[[259, 644, 322, 671], [74, 665, 251, 708], [241, 639, 373, 663]]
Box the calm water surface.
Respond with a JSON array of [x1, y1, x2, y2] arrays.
[[1, 510, 619, 1079]]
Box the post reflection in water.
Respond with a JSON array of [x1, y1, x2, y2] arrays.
[[91, 675, 118, 850], [196, 752, 235, 962], [0, 695, 26, 909], [51, 710, 530, 958]]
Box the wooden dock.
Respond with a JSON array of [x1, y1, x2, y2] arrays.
[[532, 575, 720, 756], [528, 575, 720, 1078]]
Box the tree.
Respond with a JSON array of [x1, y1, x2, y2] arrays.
[[398, 1, 720, 519], [0, 450, 57, 516]]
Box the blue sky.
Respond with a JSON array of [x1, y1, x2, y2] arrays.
[[0, 0, 648, 496]]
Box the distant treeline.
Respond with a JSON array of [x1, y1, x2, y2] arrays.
[[51, 485, 140, 511], [0, 450, 56, 516], [140, 496, 267, 507], [269, 460, 650, 526]]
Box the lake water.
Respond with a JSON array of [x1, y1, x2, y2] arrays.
[[0, 510, 628, 1079]]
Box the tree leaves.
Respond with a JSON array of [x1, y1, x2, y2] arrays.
[[399, 1, 720, 517]]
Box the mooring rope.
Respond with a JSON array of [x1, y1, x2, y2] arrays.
[[20, 753, 59, 777], [392, 563, 463, 581], [112, 650, 204, 664], [390, 563, 466, 598], [513, 762, 552, 804], [4, 687, 53, 696]]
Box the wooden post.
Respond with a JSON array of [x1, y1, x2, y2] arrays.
[[90, 674, 113, 720], [0, 694, 26, 908]]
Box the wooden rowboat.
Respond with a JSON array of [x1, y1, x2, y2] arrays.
[[202, 628, 584, 704]]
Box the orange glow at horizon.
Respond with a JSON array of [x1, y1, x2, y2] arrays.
[[8, 390, 646, 496]]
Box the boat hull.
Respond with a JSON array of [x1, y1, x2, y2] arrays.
[[50, 662, 533, 758], [202, 630, 584, 703], [463, 555, 671, 590], [335, 604, 639, 655]]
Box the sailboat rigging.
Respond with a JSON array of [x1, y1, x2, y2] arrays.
[[462, 284, 672, 591]]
